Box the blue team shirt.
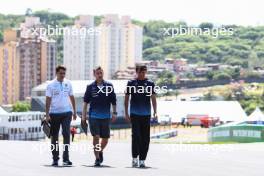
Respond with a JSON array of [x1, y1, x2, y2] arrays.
[[83, 80, 116, 119], [126, 79, 156, 116]]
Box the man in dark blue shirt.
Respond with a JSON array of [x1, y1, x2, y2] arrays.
[[124, 64, 158, 168], [82, 66, 117, 166]]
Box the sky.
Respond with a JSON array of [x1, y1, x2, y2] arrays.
[[0, 0, 264, 26]]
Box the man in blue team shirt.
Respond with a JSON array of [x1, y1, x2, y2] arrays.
[[125, 64, 158, 168], [45, 65, 77, 166], [82, 66, 117, 166]]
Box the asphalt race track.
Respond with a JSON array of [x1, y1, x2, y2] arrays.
[[0, 141, 263, 176]]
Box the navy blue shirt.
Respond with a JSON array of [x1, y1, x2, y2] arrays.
[[83, 81, 116, 119], [126, 79, 156, 116]]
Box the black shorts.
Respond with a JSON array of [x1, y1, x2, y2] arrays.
[[89, 118, 111, 138]]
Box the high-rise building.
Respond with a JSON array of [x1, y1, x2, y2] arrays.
[[0, 17, 57, 102], [63, 14, 143, 80], [17, 17, 57, 100], [19, 37, 56, 100], [20, 17, 41, 38], [63, 15, 98, 80], [98, 14, 143, 79], [41, 38, 56, 81], [0, 29, 20, 105]]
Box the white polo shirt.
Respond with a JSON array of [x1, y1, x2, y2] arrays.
[[46, 78, 73, 114]]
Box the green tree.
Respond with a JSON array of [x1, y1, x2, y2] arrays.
[[156, 70, 176, 86], [213, 72, 231, 80], [12, 102, 31, 112], [199, 22, 214, 30], [206, 71, 214, 80], [0, 31, 3, 42], [203, 91, 216, 100]]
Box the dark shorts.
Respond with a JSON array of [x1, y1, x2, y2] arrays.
[[89, 118, 111, 138]]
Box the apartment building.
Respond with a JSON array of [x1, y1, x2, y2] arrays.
[[0, 29, 20, 104], [63, 14, 143, 79], [63, 15, 98, 80], [98, 14, 143, 79], [0, 17, 57, 103]]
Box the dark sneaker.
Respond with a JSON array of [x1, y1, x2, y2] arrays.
[[94, 159, 101, 167], [99, 152, 104, 163], [139, 160, 145, 168], [51, 160, 58, 166], [63, 160, 73, 166]]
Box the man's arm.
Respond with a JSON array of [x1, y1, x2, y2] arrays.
[[82, 85, 91, 121], [124, 94, 130, 121], [111, 104, 117, 122], [151, 94, 158, 119], [112, 104, 117, 113], [70, 95, 77, 120], [45, 96, 51, 121], [82, 102, 88, 121], [45, 85, 52, 121], [68, 82, 77, 120], [109, 85, 117, 122]]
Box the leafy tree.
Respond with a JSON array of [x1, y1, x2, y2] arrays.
[[25, 8, 33, 16], [206, 71, 214, 80], [156, 70, 176, 86], [203, 91, 217, 100], [0, 31, 3, 42], [213, 72, 231, 80], [12, 102, 31, 112], [199, 22, 214, 30]]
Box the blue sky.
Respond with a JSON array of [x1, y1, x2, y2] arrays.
[[0, 0, 264, 26]]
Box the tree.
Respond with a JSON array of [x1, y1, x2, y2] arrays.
[[143, 47, 164, 60], [206, 71, 214, 80], [0, 31, 3, 42], [232, 68, 241, 79], [25, 8, 33, 16], [213, 72, 231, 80], [199, 22, 214, 30], [143, 36, 154, 50], [203, 91, 216, 100], [156, 70, 176, 86], [12, 102, 31, 112]]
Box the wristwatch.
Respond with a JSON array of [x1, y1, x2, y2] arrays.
[[112, 112, 117, 115]]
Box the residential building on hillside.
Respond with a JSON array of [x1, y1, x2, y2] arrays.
[[63, 15, 98, 80], [0, 29, 20, 105], [0, 17, 57, 103], [98, 14, 143, 79]]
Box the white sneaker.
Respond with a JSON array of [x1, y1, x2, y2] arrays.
[[139, 160, 145, 168], [132, 158, 138, 167]]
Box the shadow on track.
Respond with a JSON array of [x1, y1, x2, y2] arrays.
[[82, 164, 115, 168], [125, 166, 157, 169], [42, 165, 75, 168]]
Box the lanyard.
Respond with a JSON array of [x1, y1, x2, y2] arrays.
[[60, 82, 63, 91]]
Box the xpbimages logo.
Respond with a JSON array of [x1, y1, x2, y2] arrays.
[[96, 85, 168, 96], [162, 25, 234, 38], [25, 25, 101, 38]]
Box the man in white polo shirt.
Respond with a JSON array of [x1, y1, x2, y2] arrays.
[[45, 65, 77, 166]]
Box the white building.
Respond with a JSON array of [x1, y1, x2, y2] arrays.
[[0, 107, 45, 140], [98, 14, 143, 79], [63, 15, 99, 80], [63, 14, 143, 80]]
